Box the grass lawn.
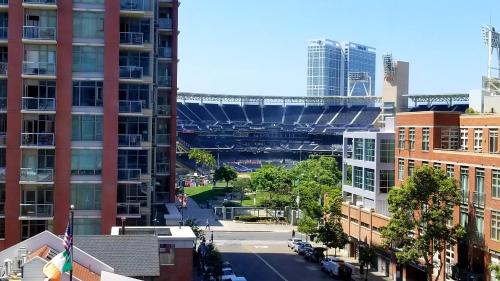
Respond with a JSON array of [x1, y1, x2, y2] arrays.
[[184, 185, 231, 205], [241, 191, 270, 207]]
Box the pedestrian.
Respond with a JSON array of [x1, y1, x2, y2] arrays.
[[205, 218, 210, 230], [292, 229, 295, 238]]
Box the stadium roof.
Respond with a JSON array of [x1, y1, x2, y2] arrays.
[[404, 93, 469, 106], [178, 92, 381, 105]]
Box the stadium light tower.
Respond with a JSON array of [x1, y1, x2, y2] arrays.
[[482, 25, 500, 79], [383, 53, 395, 81]]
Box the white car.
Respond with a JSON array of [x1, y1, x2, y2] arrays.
[[221, 267, 237, 281], [293, 242, 311, 253], [321, 258, 345, 277], [287, 238, 302, 248]]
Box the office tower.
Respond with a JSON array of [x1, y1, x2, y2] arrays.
[[307, 39, 376, 97], [0, 0, 178, 249]]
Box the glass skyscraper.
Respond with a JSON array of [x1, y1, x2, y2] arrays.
[[307, 39, 376, 97]]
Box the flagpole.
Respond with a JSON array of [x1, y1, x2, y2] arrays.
[[70, 204, 74, 281]]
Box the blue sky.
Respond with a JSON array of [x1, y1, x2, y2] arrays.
[[178, 0, 498, 96]]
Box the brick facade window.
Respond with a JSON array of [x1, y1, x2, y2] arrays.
[[493, 170, 500, 199], [398, 128, 405, 149], [492, 210, 500, 241], [441, 127, 459, 150], [408, 160, 415, 177], [474, 128, 483, 152], [446, 164, 454, 178], [422, 127, 430, 151], [460, 128, 468, 151], [398, 159, 404, 181], [408, 127, 415, 150], [490, 129, 499, 153]]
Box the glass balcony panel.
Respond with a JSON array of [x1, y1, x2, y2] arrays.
[[0, 62, 7, 75], [22, 97, 55, 111], [21, 133, 54, 146], [120, 0, 149, 11], [153, 191, 170, 203], [23, 61, 56, 76], [120, 32, 144, 45], [158, 18, 172, 29], [156, 134, 169, 145], [118, 168, 141, 181], [0, 27, 7, 39], [158, 47, 172, 58], [118, 134, 142, 147], [23, 0, 56, 3], [156, 163, 169, 174], [119, 66, 143, 79], [117, 202, 140, 216], [20, 168, 54, 182], [0, 98, 6, 111], [119, 100, 144, 113], [0, 0, 7, 5], [156, 105, 170, 116], [158, 75, 171, 87], [20, 203, 53, 217], [23, 26, 56, 40]]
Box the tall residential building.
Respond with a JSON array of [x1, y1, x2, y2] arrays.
[[307, 39, 376, 97], [0, 0, 178, 249]]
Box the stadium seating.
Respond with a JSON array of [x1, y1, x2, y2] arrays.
[[331, 105, 364, 126], [185, 103, 215, 122], [263, 105, 284, 123], [283, 105, 304, 124], [204, 103, 229, 123], [351, 107, 381, 126], [316, 106, 342, 124], [223, 104, 247, 122], [299, 105, 324, 123], [244, 104, 262, 124]]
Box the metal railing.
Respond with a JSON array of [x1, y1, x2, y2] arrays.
[[0, 134, 5, 146], [0, 27, 7, 39], [119, 66, 143, 79], [0, 62, 7, 75], [120, 32, 144, 45], [23, 61, 56, 76], [0, 98, 5, 111], [22, 97, 55, 111], [473, 191, 485, 207], [21, 132, 54, 146], [118, 134, 142, 147], [118, 168, 141, 181], [158, 47, 172, 58], [20, 168, 54, 182], [156, 134, 169, 145], [23, 26, 56, 40], [120, 0, 148, 11], [23, 0, 56, 3], [117, 202, 140, 216], [158, 75, 171, 87], [20, 203, 53, 217], [156, 105, 170, 116], [156, 163, 169, 174], [119, 100, 145, 113], [158, 18, 173, 29]]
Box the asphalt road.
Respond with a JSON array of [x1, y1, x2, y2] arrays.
[[213, 231, 333, 281]]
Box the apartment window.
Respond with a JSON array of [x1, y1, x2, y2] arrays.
[[493, 170, 500, 199], [408, 127, 415, 150], [71, 184, 101, 210], [459, 206, 468, 227], [118, 116, 149, 142], [120, 18, 151, 44], [72, 81, 103, 107], [460, 128, 468, 150], [364, 139, 375, 162], [476, 168, 485, 195], [492, 210, 500, 241], [422, 127, 430, 151], [379, 170, 394, 193], [118, 150, 148, 174], [74, 0, 104, 4], [398, 159, 404, 181], [160, 244, 175, 265], [72, 115, 103, 141], [476, 210, 484, 237], [364, 168, 374, 192], [119, 51, 150, 75], [0, 218, 4, 239], [353, 166, 363, 189], [73, 11, 104, 39], [71, 149, 102, 175], [119, 84, 150, 105], [460, 167, 469, 199], [74, 218, 100, 235], [344, 164, 352, 186], [422, 161, 429, 166], [380, 139, 394, 163], [474, 128, 483, 152], [398, 128, 405, 149], [433, 162, 441, 170], [73, 46, 104, 73], [490, 129, 499, 153], [353, 138, 363, 160], [446, 164, 454, 178], [408, 160, 415, 177], [441, 127, 459, 150]]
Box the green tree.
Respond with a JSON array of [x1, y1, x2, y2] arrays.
[[316, 221, 348, 257], [490, 262, 500, 281], [184, 218, 205, 242], [188, 148, 216, 170], [359, 244, 375, 281], [380, 166, 465, 281], [213, 165, 238, 188], [291, 155, 342, 187], [298, 215, 318, 242], [232, 177, 253, 204], [251, 164, 292, 201]]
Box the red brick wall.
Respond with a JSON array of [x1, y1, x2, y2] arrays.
[[158, 248, 193, 281]]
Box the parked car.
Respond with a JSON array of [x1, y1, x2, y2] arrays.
[[293, 242, 311, 252], [297, 244, 313, 256], [287, 238, 302, 248], [321, 257, 345, 277], [305, 247, 326, 263], [220, 267, 237, 281]]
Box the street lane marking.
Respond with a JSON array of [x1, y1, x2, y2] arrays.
[[247, 247, 289, 281]]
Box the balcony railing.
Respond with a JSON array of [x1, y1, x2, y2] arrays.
[[20, 168, 54, 182], [119, 66, 143, 79], [22, 97, 55, 111], [117, 202, 140, 216], [0, 98, 5, 111], [20, 203, 53, 217], [0, 62, 7, 75], [23, 61, 56, 76], [21, 132, 54, 146], [120, 32, 144, 45], [0, 27, 7, 39], [156, 134, 169, 145], [460, 190, 468, 204], [23, 0, 56, 4], [0, 134, 5, 146], [118, 168, 141, 181], [118, 134, 142, 147], [158, 75, 172, 87], [120, 0, 148, 11], [23, 26, 56, 41], [473, 191, 485, 207], [156, 105, 170, 116], [153, 191, 170, 203], [119, 100, 145, 113], [156, 163, 169, 174], [158, 18, 173, 29], [0, 0, 7, 5], [158, 47, 172, 58]]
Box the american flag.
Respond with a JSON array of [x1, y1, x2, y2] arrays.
[[63, 221, 73, 252]]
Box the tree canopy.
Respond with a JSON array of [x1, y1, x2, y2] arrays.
[[188, 148, 216, 170], [213, 165, 238, 187], [251, 164, 292, 200]]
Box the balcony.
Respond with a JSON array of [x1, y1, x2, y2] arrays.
[[22, 97, 55, 112], [0, 62, 7, 76], [0, 98, 5, 111], [0, 134, 5, 146], [119, 100, 145, 114], [20, 168, 54, 183], [118, 168, 141, 182], [156, 105, 170, 116], [119, 66, 143, 80], [21, 133, 54, 147], [118, 134, 142, 147], [23, 0, 56, 3], [117, 202, 140, 217], [120, 32, 144, 45], [23, 26, 56, 41], [156, 163, 169, 175], [473, 191, 485, 208], [156, 134, 169, 145], [158, 47, 172, 59], [23, 61, 56, 77], [158, 18, 173, 30], [0, 27, 7, 40], [20, 203, 53, 218], [157, 75, 172, 87], [153, 191, 170, 204], [120, 0, 150, 12]]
